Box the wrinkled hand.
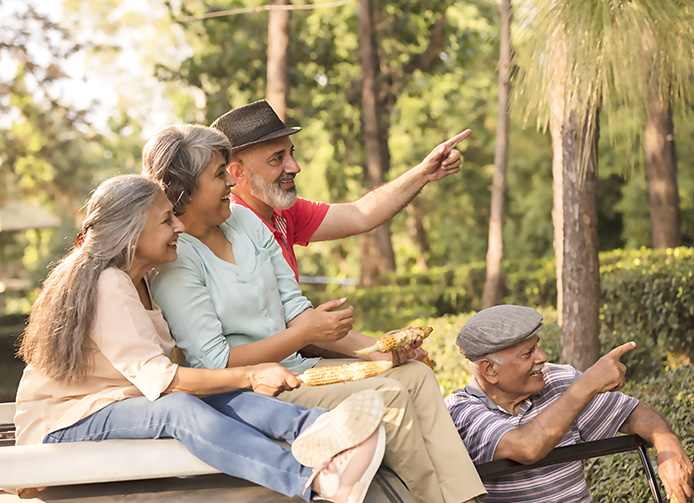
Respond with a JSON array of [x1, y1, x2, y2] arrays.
[[656, 435, 693, 503], [419, 129, 472, 182], [582, 341, 635, 394], [247, 363, 302, 397], [304, 298, 354, 344], [369, 329, 425, 367]]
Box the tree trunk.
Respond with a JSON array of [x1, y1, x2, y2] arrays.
[[482, 0, 512, 309], [359, 233, 381, 287], [358, 0, 396, 285], [266, 0, 290, 121], [405, 201, 429, 270], [645, 97, 681, 248], [550, 93, 564, 327], [560, 111, 600, 371]]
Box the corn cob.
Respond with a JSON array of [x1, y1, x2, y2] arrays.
[[421, 354, 434, 369], [297, 360, 393, 386], [354, 326, 433, 356]]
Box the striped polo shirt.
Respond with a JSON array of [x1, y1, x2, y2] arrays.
[[445, 364, 638, 503]]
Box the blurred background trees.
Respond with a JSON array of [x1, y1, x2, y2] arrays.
[[1, 0, 693, 369]]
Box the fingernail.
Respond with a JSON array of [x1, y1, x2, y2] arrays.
[[339, 297, 346, 302]]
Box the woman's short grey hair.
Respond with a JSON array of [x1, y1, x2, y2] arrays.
[[141, 124, 231, 215]]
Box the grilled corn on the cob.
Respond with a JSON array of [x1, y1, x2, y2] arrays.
[[421, 354, 434, 369], [297, 360, 393, 386], [355, 326, 433, 356]]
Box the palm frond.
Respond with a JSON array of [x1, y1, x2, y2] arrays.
[[512, 0, 694, 175]]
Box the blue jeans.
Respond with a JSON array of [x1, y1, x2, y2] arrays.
[[44, 391, 326, 501]]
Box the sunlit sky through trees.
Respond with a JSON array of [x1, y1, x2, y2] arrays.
[[1, 0, 182, 136]]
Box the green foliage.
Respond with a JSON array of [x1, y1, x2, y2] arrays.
[[303, 247, 694, 384], [600, 247, 694, 380], [0, 3, 121, 313], [512, 0, 694, 176], [302, 256, 558, 331], [585, 364, 694, 502]]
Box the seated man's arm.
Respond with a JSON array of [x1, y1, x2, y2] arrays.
[[619, 403, 693, 503], [495, 342, 635, 464]]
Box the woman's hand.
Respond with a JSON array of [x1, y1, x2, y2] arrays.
[[367, 331, 427, 367], [247, 363, 302, 397], [299, 298, 355, 344]]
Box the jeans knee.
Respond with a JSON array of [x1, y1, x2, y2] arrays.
[[155, 392, 207, 418]]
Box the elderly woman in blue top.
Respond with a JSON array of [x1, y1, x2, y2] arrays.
[[144, 124, 486, 503]]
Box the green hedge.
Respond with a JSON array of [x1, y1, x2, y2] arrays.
[[302, 248, 694, 501], [303, 247, 694, 378], [585, 364, 694, 502], [302, 255, 557, 332], [600, 247, 694, 380]]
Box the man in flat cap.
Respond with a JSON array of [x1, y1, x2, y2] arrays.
[[211, 99, 471, 282], [445, 304, 692, 503]]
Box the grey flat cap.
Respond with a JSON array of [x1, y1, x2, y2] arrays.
[[456, 305, 543, 361]]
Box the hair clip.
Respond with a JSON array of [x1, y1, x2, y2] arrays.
[[75, 231, 86, 248]]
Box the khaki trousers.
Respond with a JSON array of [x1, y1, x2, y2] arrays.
[[279, 359, 486, 503]]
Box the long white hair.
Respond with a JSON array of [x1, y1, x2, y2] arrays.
[[18, 175, 163, 383]]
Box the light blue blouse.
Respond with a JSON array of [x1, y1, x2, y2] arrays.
[[150, 205, 318, 372]]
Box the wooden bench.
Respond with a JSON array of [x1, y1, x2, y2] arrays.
[[0, 402, 413, 503]]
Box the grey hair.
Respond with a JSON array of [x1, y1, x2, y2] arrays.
[[484, 352, 504, 365], [141, 124, 231, 215], [17, 175, 163, 383], [469, 352, 504, 380]]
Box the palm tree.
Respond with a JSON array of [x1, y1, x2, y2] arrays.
[[512, 0, 694, 369]]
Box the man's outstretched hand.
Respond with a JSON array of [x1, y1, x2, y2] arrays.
[[582, 341, 636, 394], [420, 129, 472, 182]]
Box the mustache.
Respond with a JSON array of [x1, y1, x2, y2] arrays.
[[276, 173, 296, 183], [530, 363, 545, 375]]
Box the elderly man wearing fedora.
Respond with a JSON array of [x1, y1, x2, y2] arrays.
[[445, 304, 693, 503], [211, 99, 471, 282]]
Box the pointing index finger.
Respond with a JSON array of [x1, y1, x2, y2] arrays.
[[607, 341, 636, 359], [442, 129, 472, 155]]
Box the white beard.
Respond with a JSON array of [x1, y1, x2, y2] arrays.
[[249, 169, 298, 210]]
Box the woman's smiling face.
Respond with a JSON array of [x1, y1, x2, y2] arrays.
[[184, 151, 235, 226], [133, 190, 184, 271]]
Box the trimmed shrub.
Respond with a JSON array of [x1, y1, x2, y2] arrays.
[[600, 247, 694, 380], [585, 364, 694, 502], [303, 247, 693, 379]]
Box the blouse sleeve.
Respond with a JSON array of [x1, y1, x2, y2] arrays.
[[92, 269, 178, 401], [149, 246, 231, 370]]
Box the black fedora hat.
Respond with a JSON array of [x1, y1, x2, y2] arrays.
[[211, 100, 301, 153]]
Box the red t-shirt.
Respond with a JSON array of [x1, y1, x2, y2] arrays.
[[230, 195, 330, 280]]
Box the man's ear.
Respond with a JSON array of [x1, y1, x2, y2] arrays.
[[477, 359, 499, 384], [227, 160, 246, 186]]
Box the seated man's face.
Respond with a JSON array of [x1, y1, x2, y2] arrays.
[[493, 334, 548, 399]]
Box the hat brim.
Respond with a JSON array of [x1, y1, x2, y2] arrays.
[[232, 126, 301, 153]]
